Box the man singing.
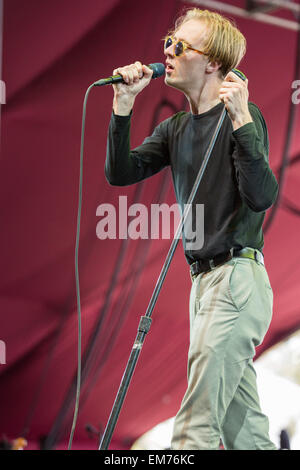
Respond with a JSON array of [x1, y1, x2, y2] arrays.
[[105, 8, 278, 450]]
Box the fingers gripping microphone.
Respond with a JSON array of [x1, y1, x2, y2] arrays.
[[93, 63, 165, 87]]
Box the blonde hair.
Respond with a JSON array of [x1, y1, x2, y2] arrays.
[[172, 9, 246, 76]]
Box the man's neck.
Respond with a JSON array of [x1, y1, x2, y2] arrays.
[[186, 76, 223, 115], [189, 97, 222, 115]]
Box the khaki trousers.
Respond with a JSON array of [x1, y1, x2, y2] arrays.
[[171, 256, 277, 450]]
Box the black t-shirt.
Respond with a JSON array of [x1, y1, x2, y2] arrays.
[[105, 101, 278, 265]]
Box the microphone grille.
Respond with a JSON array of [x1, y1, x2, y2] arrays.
[[149, 63, 165, 79]]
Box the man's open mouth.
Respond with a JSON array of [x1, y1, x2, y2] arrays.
[[166, 63, 175, 73]]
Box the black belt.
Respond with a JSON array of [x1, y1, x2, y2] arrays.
[[190, 247, 264, 278]]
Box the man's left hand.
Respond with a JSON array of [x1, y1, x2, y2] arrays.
[[219, 70, 253, 130]]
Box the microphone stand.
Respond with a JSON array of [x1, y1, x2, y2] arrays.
[[98, 104, 228, 450]]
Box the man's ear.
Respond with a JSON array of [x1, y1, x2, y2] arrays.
[[206, 60, 222, 75]]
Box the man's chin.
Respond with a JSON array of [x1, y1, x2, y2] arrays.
[[165, 75, 178, 85], [164, 75, 184, 91]]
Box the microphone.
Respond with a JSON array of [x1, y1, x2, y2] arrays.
[[93, 63, 165, 87]]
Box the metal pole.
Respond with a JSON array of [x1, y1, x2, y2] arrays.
[[98, 105, 228, 450]]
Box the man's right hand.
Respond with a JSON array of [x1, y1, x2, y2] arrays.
[[112, 61, 153, 116]]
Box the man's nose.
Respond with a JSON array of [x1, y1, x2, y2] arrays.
[[164, 45, 175, 57]]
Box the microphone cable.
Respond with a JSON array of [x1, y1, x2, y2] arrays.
[[68, 83, 94, 450], [68, 65, 166, 449]]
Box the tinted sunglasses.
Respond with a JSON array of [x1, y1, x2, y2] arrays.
[[164, 36, 207, 57]]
